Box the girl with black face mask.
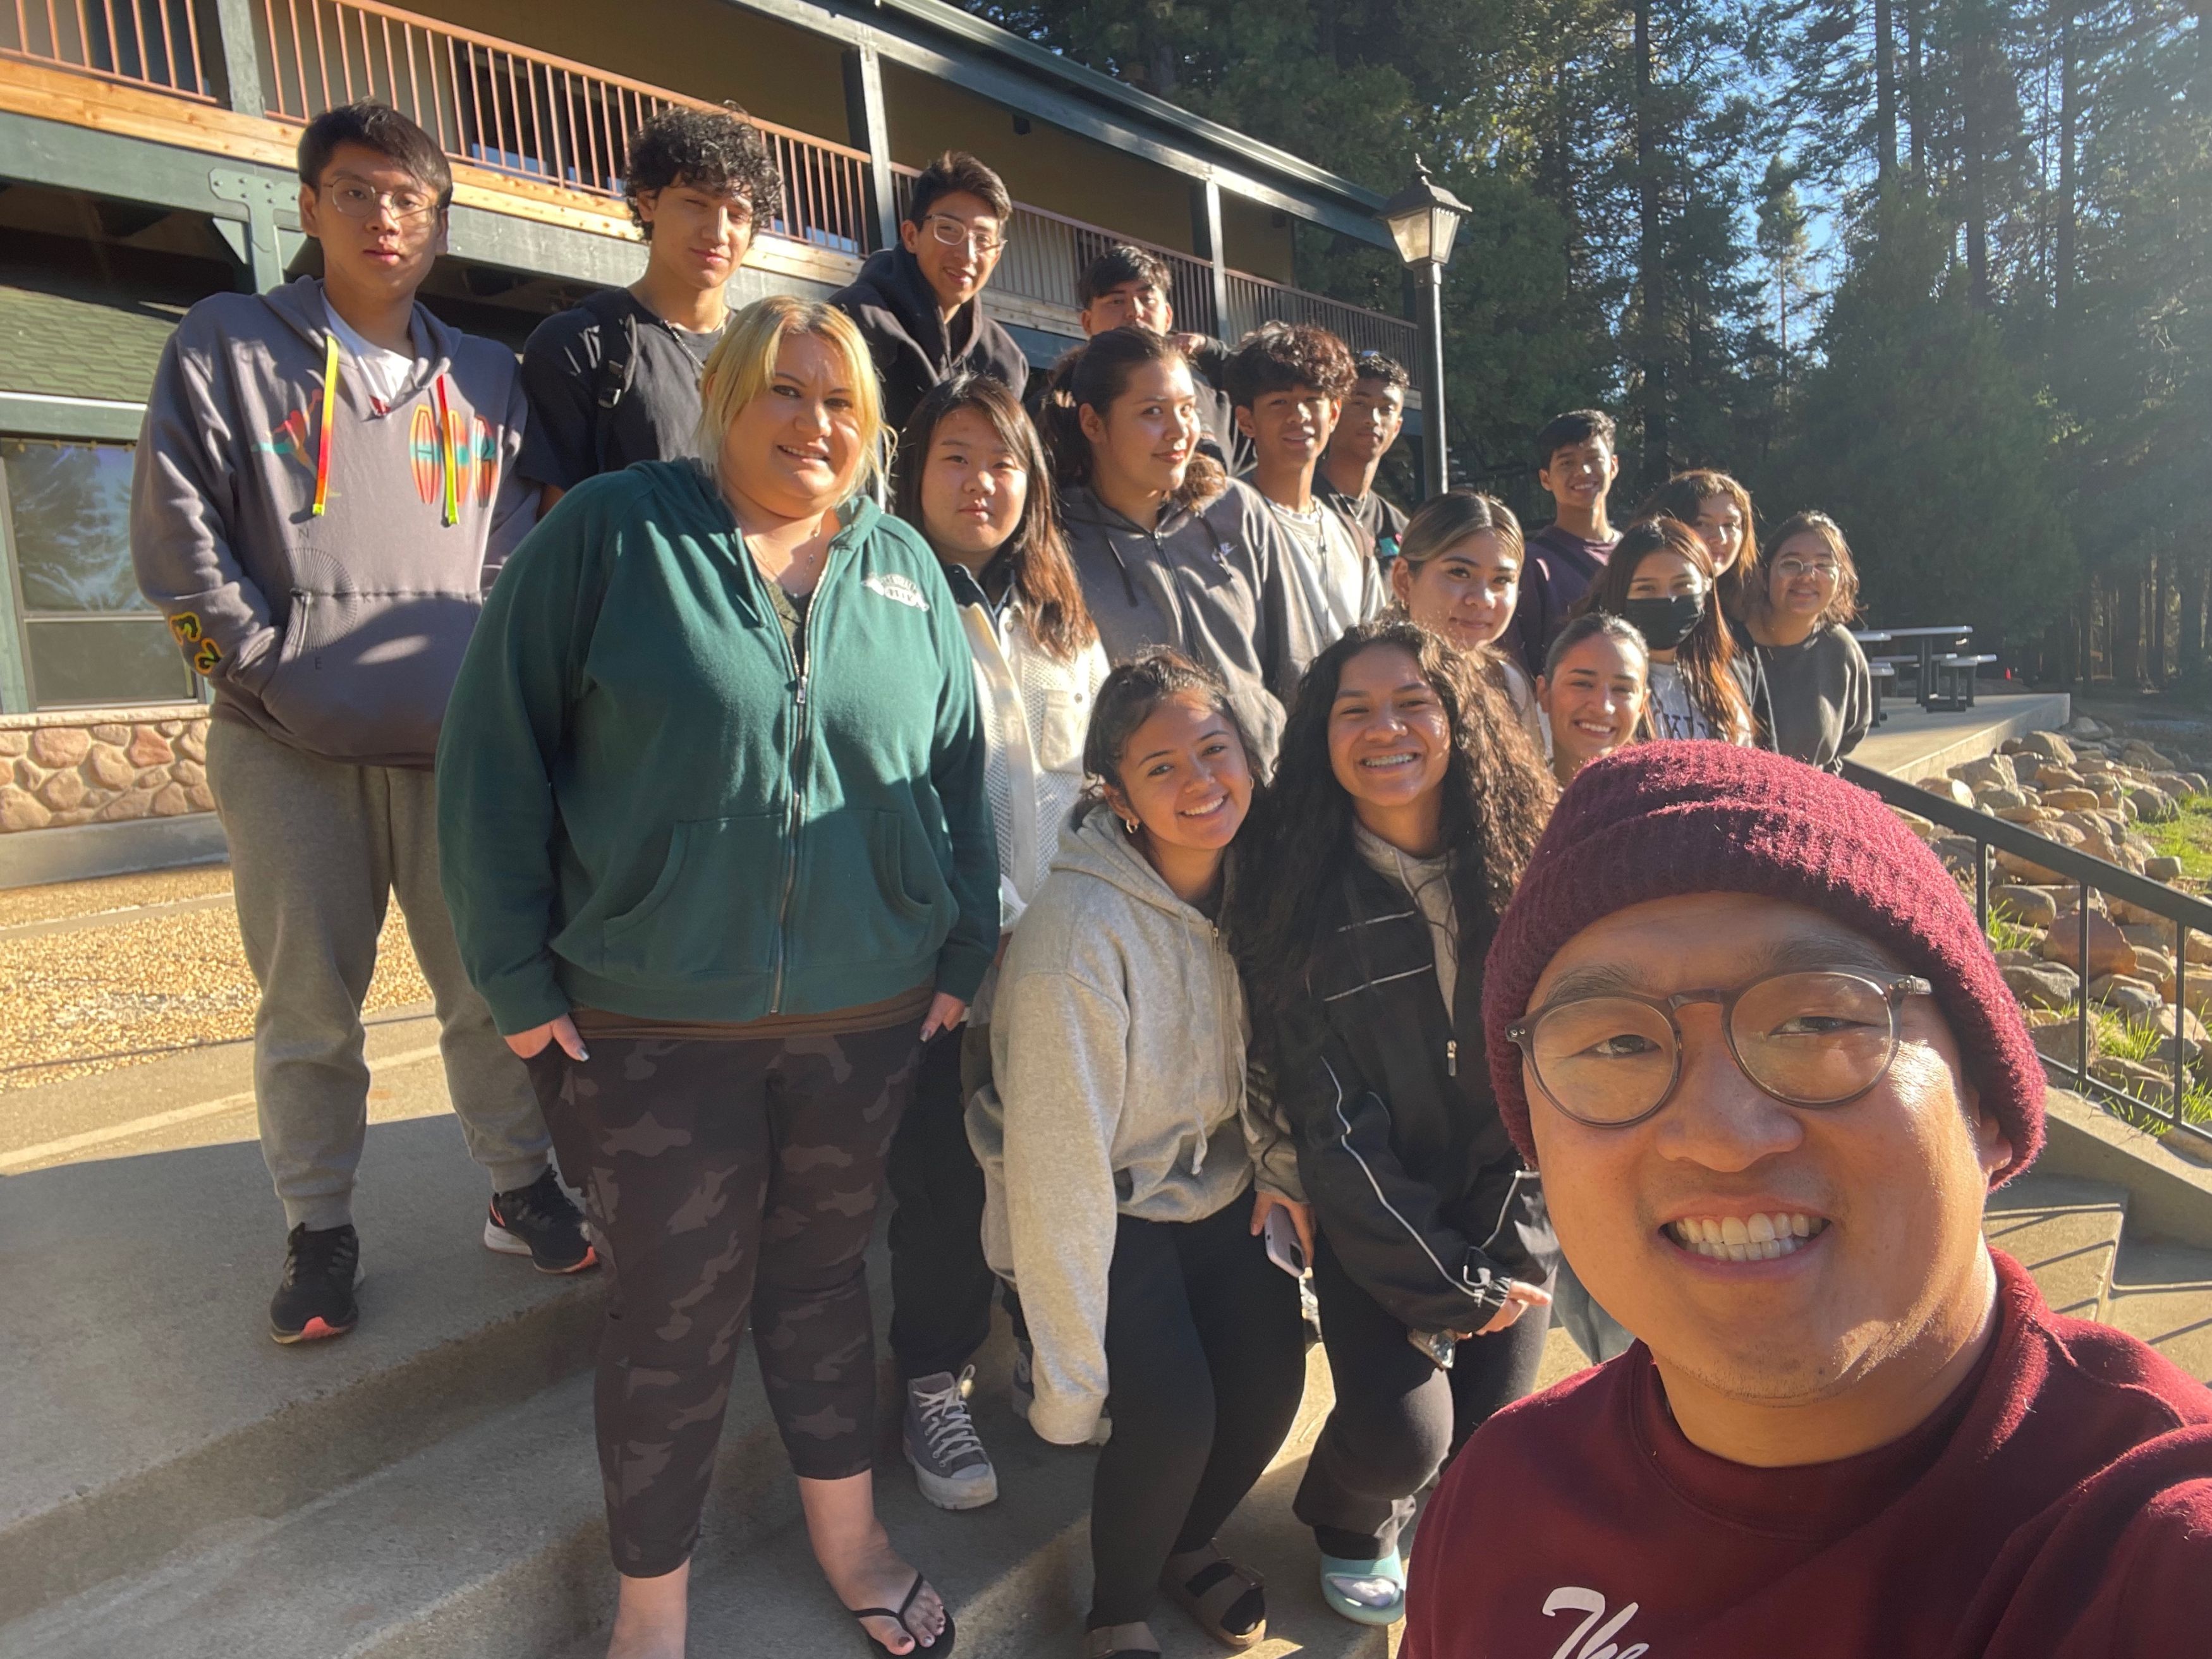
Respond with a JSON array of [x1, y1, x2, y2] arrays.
[[1574, 517, 1771, 746]]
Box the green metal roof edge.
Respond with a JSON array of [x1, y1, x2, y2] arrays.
[[844, 0, 1388, 215]]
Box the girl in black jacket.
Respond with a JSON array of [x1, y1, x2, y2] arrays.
[[1229, 618, 1559, 1629]]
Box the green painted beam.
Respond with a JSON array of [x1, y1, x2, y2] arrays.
[[0, 394, 145, 443]]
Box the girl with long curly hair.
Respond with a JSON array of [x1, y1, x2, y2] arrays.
[[1227, 619, 1559, 1630], [1577, 517, 1772, 746]]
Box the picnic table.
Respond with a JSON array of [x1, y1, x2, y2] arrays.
[[1861, 624, 1975, 711], [1852, 631, 1894, 726]]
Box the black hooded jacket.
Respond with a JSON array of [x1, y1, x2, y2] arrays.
[[1273, 856, 1557, 1335], [830, 246, 1030, 435]]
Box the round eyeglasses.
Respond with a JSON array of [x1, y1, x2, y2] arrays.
[[1504, 969, 1935, 1129], [923, 212, 1006, 253], [322, 180, 438, 224]]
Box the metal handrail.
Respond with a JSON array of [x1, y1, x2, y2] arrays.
[[3, 0, 214, 99], [252, 0, 875, 252], [1843, 759, 2212, 1150]]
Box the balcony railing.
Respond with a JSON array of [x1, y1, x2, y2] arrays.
[[892, 167, 1414, 356], [1224, 269, 1412, 362], [3, 0, 213, 98], [252, 0, 875, 253]]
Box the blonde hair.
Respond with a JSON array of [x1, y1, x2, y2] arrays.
[[695, 295, 887, 500]]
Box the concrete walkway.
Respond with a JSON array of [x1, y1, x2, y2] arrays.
[[1852, 690, 2071, 782]]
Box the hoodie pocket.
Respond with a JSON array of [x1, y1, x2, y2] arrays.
[[597, 813, 783, 981], [789, 808, 956, 971], [258, 586, 483, 760]]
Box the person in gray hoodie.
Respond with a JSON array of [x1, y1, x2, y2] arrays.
[[129, 103, 578, 1347], [1040, 327, 1319, 772], [969, 652, 1310, 1659]]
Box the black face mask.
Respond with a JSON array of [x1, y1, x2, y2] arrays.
[[1619, 593, 1705, 652]]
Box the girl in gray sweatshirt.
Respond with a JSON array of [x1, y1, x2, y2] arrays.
[[968, 652, 1308, 1658]]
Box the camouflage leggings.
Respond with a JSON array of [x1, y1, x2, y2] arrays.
[[526, 1025, 921, 1577]]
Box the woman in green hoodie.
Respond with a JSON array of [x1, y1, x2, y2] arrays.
[[969, 650, 1311, 1659], [437, 295, 993, 1659]]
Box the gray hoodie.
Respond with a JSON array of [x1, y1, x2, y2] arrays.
[[131, 276, 535, 767], [1059, 476, 1319, 771], [968, 803, 1299, 1445]]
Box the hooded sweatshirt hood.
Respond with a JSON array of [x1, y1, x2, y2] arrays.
[[969, 801, 1296, 1443], [829, 246, 1031, 434], [131, 276, 535, 767]]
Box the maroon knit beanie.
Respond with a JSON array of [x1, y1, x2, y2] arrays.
[[1482, 741, 2045, 1184]]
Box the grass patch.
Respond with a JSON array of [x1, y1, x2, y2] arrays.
[[2139, 796, 2212, 880], [2077, 1006, 2212, 1139], [1986, 913, 2043, 955]]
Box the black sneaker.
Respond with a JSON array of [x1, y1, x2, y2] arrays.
[[270, 1223, 360, 1344], [483, 1166, 599, 1274]]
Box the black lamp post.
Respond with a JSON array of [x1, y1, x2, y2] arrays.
[[1378, 159, 1470, 497]]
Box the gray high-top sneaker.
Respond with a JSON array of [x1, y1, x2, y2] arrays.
[[904, 1366, 999, 1510]]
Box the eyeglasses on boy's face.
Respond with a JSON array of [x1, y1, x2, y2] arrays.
[[923, 212, 1006, 254], [1505, 969, 1935, 1129], [321, 179, 439, 225]]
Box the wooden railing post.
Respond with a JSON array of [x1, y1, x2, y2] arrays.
[[210, 0, 266, 116], [1190, 176, 1229, 343], [842, 42, 897, 256]]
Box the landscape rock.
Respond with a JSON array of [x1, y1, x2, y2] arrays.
[[2091, 1055, 2172, 1106], [2131, 788, 2179, 823], [2151, 1005, 2209, 1064], [28, 727, 90, 769], [2043, 787, 2104, 812], [1995, 805, 2055, 825], [2042, 909, 2136, 978], [2004, 961, 2080, 1011], [1889, 808, 1939, 842], [2087, 974, 2164, 1020], [2061, 715, 2113, 740], [2022, 731, 2078, 765], [2026, 1012, 2091, 1071], [1975, 787, 2029, 812], [1993, 886, 2060, 927], [1994, 948, 2043, 968], [1954, 755, 2018, 791]]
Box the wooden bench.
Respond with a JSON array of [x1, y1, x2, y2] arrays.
[[1868, 659, 1896, 727]]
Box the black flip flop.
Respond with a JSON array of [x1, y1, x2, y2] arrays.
[[849, 1570, 957, 1656]]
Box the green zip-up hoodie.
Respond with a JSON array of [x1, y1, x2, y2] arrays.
[[436, 460, 996, 1033]]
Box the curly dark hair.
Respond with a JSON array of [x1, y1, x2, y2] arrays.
[[1352, 351, 1411, 394], [1228, 619, 1555, 1069], [1220, 322, 1357, 410], [622, 105, 783, 240]]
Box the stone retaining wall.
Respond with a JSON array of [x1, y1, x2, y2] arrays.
[[0, 704, 214, 834]]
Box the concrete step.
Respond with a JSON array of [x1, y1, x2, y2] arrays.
[[0, 1117, 602, 1626], [2106, 1234, 2212, 1384], [1983, 1172, 2131, 1323], [641, 1339, 1399, 1659]]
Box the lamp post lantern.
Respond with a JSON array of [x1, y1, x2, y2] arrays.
[[1379, 159, 1470, 497]]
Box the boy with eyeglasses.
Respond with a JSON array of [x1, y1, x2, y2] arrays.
[[832, 150, 1029, 432], [519, 104, 782, 509], [131, 102, 589, 1347], [1401, 742, 2212, 1658]]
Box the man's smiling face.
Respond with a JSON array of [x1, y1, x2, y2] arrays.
[[1524, 892, 2011, 1409]]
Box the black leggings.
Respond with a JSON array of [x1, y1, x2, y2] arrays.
[[1088, 1196, 1307, 1628], [528, 1024, 920, 1578], [886, 1028, 1005, 1381], [1294, 1234, 1553, 1562]]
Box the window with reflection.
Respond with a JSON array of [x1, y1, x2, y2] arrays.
[[2, 437, 194, 709]]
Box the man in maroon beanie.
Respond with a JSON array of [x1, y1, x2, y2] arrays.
[[1404, 741, 2212, 1659]]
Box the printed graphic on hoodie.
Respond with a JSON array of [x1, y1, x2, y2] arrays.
[[255, 409, 315, 470], [409, 408, 498, 507]]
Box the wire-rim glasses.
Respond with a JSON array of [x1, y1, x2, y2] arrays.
[[923, 212, 1006, 253], [1505, 970, 1935, 1129]]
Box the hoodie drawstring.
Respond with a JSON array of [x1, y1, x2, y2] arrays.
[[314, 332, 459, 528], [312, 331, 339, 517]]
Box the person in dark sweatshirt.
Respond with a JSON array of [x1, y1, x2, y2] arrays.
[[1508, 409, 1622, 679], [1409, 742, 2212, 1658], [1042, 325, 1316, 770], [1317, 351, 1412, 569], [519, 104, 783, 508], [1742, 511, 1874, 770], [1231, 619, 1559, 1629], [437, 296, 993, 1659], [129, 102, 581, 1349], [831, 150, 1030, 434]]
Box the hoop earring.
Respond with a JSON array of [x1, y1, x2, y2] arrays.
[[1122, 817, 1139, 836]]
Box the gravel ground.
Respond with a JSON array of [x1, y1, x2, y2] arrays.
[[0, 866, 434, 1092]]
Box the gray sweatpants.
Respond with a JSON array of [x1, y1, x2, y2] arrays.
[[207, 717, 550, 1230]]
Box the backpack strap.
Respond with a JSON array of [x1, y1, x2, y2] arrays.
[[580, 287, 640, 411]]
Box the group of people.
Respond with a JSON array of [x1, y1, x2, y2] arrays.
[[126, 96, 2211, 1659]]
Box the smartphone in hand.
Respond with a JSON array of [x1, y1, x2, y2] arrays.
[[1262, 1205, 1307, 1278]]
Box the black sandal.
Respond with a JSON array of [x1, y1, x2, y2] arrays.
[[849, 1570, 956, 1655], [1160, 1543, 1266, 1650]]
